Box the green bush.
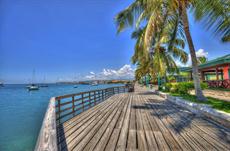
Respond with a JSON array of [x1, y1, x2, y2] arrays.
[[164, 83, 172, 92], [162, 81, 208, 94], [200, 82, 208, 89]]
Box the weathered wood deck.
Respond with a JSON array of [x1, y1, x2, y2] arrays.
[[56, 86, 230, 151]]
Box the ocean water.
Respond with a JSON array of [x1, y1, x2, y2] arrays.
[[0, 83, 124, 151]]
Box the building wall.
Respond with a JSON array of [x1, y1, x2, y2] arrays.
[[223, 66, 229, 79]]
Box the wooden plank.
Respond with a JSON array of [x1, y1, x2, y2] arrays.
[[104, 129, 120, 151], [104, 94, 130, 151], [142, 94, 194, 151], [127, 98, 137, 150], [137, 131, 148, 151], [135, 95, 148, 151], [136, 95, 159, 151], [65, 94, 124, 150], [127, 130, 137, 150], [72, 95, 125, 151], [83, 95, 127, 151], [142, 96, 184, 151], [116, 94, 132, 151], [93, 96, 129, 151], [154, 131, 170, 151], [149, 97, 201, 150]]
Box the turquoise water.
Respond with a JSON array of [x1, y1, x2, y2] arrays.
[[0, 83, 123, 151]]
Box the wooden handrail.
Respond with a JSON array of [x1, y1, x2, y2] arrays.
[[55, 86, 130, 125], [34, 85, 134, 151]]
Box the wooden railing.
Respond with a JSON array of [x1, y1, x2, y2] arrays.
[[55, 86, 130, 125], [35, 85, 133, 151], [204, 79, 230, 89]]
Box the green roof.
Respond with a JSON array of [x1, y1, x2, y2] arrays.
[[179, 54, 230, 72], [179, 67, 192, 72]]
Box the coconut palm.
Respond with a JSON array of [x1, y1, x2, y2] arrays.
[[131, 23, 188, 84], [115, 0, 229, 101]]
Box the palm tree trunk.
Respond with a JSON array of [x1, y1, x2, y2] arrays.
[[180, 1, 206, 101]]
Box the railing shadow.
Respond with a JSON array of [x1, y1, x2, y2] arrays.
[[132, 95, 230, 146], [56, 124, 67, 151]]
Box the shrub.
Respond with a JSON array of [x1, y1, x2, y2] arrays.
[[177, 82, 193, 94], [161, 81, 208, 95], [164, 83, 172, 92], [200, 82, 208, 89]]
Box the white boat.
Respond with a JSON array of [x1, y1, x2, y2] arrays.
[[28, 85, 39, 91], [27, 69, 39, 91]]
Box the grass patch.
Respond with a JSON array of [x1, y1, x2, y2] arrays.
[[170, 93, 230, 113]]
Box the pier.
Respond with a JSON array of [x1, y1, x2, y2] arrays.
[[35, 85, 230, 151]]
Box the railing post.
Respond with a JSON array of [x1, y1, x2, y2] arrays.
[[72, 96, 75, 116], [58, 99, 61, 125], [89, 92, 91, 107], [102, 90, 104, 101], [94, 91, 96, 105], [81, 93, 84, 111]]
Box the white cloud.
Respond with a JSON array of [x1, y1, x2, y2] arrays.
[[196, 49, 208, 58], [176, 49, 208, 67], [85, 75, 96, 79], [90, 71, 95, 75], [85, 64, 135, 80]]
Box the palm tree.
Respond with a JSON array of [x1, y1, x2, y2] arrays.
[[131, 20, 188, 85], [115, 0, 229, 101]]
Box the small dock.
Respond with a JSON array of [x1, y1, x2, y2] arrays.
[[35, 85, 230, 151]]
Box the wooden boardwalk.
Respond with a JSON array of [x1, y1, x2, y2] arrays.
[[56, 86, 230, 151]]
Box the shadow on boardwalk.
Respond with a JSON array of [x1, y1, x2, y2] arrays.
[[135, 91, 230, 145]]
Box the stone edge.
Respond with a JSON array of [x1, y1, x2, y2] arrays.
[[34, 97, 58, 151], [153, 90, 230, 128]]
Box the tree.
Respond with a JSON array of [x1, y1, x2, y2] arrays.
[[115, 0, 229, 101], [131, 22, 188, 82]]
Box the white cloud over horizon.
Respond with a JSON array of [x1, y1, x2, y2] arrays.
[[85, 64, 135, 80], [176, 49, 209, 67]]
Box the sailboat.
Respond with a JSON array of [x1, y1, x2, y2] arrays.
[[73, 75, 78, 88], [27, 70, 39, 91], [28, 84, 39, 91]]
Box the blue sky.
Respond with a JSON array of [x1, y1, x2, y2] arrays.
[[0, 0, 229, 84]]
